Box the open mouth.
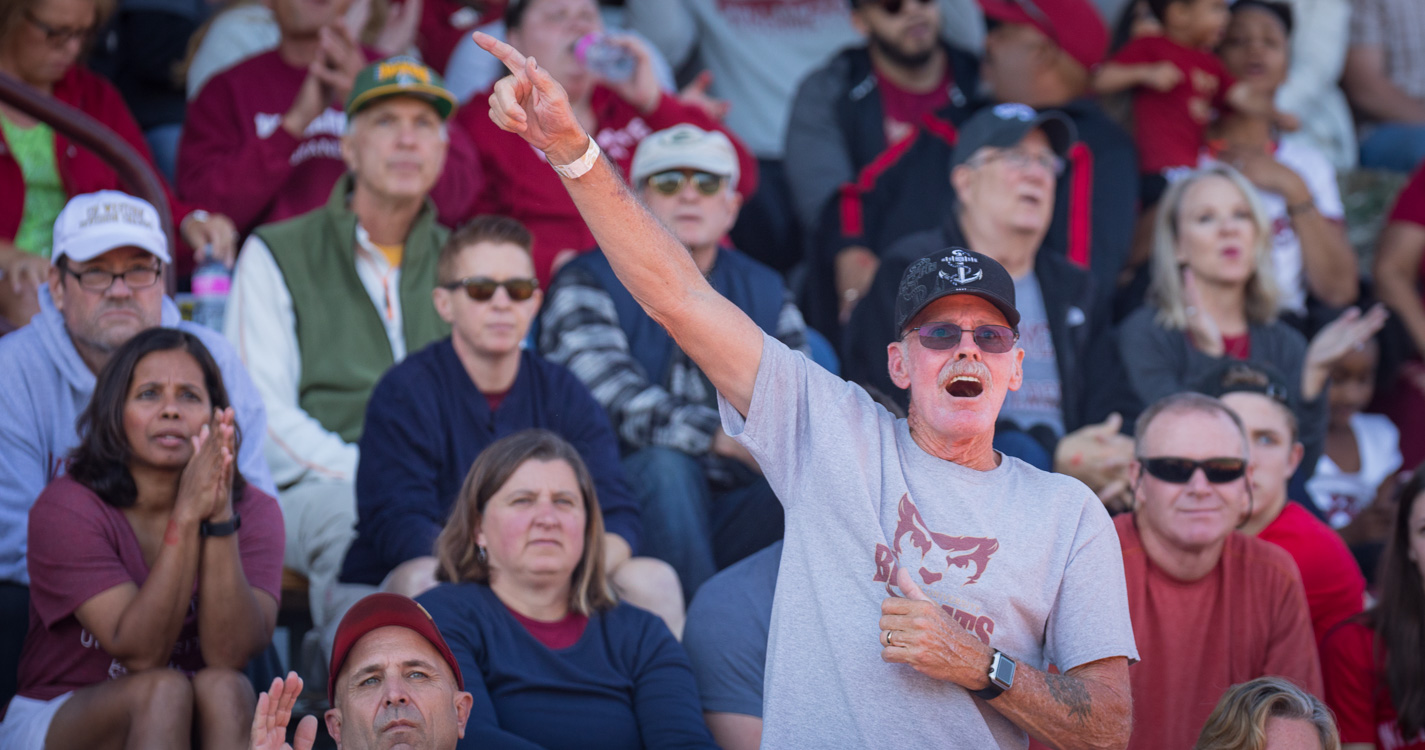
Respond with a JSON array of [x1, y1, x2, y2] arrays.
[[945, 375, 984, 398]]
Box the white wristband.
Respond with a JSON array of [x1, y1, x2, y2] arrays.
[[551, 137, 601, 179]]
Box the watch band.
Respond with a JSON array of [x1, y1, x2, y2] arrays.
[[550, 137, 601, 179], [200, 512, 242, 538]]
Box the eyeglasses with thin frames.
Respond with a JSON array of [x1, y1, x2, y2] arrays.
[[25, 11, 94, 48], [64, 264, 162, 292], [904, 322, 1019, 354], [972, 147, 1065, 176]]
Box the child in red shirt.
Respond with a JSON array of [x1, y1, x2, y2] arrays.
[[1095, 0, 1287, 193]]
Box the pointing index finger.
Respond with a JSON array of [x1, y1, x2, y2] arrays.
[[474, 31, 527, 74]]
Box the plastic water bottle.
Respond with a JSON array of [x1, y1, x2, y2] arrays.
[[191, 246, 231, 332], [574, 33, 635, 83]]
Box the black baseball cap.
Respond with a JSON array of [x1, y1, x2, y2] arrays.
[[894, 246, 1020, 336], [951, 103, 1076, 170], [1192, 360, 1294, 408]]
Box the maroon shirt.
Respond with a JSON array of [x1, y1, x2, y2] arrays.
[[1112, 35, 1235, 174], [874, 68, 950, 146], [16, 477, 284, 701]]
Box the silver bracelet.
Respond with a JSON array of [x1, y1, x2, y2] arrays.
[[551, 137, 601, 179]]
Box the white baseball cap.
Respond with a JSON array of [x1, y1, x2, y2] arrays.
[[629, 124, 740, 187], [52, 191, 170, 265]]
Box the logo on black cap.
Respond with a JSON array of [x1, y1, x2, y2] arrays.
[[939, 249, 983, 285]]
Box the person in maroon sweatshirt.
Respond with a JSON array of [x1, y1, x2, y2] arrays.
[[176, 0, 481, 236], [0, 0, 237, 330], [457, 0, 758, 285]]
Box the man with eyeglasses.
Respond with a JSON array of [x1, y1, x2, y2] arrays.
[[1194, 361, 1365, 648], [336, 215, 684, 636], [484, 33, 1136, 747], [224, 58, 456, 640], [848, 104, 1139, 500], [540, 124, 806, 599], [1115, 391, 1321, 750], [0, 190, 274, 704]]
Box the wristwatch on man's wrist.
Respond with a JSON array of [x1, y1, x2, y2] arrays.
[[972, 649, 1016, 701]]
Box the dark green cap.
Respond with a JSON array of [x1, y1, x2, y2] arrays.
[[346, 56, 457, 120]]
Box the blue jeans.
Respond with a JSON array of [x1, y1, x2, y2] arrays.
[[622, 447, 784, 598], [1359, 123, 1425, 173]]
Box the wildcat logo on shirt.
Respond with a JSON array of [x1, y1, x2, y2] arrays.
[[873, 494, 1000, 644]]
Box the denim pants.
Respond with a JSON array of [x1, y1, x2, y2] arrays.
[[1359, 123, 1425, 173], [622, 447, 784, 598]]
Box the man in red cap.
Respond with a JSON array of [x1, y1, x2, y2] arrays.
[[248, 593, 472, 750]]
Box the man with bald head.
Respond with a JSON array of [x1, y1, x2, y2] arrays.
[[1115, 392, 1321, 750], [248, 593, 472, 750], [472, 31, 1138, 749]]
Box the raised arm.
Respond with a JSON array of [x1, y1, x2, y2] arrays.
[[474, 33, 764, 416]]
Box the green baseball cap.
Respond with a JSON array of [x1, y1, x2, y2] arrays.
[[346, 56, 458, 120]]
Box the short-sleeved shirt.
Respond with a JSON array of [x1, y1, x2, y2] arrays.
[[682, 540, 782, 718], [1321, 621, 1425, 748], [16, 477, 284, 701], [1349, 0, 1425, 104], [719, 334, 1138, 748], [1115, 513, 1322, 750], [1257, 502, 1365, 646], [1112, 35, 1235, 174]]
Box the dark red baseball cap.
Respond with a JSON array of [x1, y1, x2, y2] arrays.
[[328, 593, 464, 704], [979, 0, 1108, 71]]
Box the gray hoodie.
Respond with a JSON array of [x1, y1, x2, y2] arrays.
[[0, 288, 275, 586]]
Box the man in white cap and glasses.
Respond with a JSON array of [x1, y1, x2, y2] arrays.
[[0, 190, 274, 705], [479, 32, 1136, 749], [539, 123, 809, 600]]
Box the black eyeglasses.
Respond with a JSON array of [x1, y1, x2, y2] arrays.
[[646, 170, 727, 197], [442, 277, 538, 301], [64, 264, 162, 292], [25, 11, 94, 47], [863, 0, 934, 14], [1139, 457, 1248, 484], [906, 322, 1018, 354]]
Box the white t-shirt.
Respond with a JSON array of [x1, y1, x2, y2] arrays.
[[719, 334, 1138, 749], [1307, 413, 1402, 528], [1197, 138, 1344, 315]]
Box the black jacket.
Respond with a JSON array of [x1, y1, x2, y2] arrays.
[[843, 215, 1140, 448]]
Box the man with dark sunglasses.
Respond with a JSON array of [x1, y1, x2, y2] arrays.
[[480, 34, 1136, 748], [1196, 361, 1365, 649], [541, 124, 809, 599], [1114, 391, 1321, 750], [337, 215, 686, 637], [224, 59, 457, 642], [0, 191, 275, 705]]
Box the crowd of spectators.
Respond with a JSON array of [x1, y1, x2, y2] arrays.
[[0, 0, 1423, 747]]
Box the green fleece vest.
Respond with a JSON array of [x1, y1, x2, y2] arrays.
[[256, 176, 449, 444]]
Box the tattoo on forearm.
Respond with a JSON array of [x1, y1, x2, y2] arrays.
[[1045, 674, 1093, 725]]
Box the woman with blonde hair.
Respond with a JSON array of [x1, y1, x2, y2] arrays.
[[1118, 164, 1386, 481], [416, 429, 716, 749], [1195, 676, 1341, 750]]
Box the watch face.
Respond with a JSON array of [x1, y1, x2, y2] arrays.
[[991, 652, 1016, 690]]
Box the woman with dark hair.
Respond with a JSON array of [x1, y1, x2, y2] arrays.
[[0, 327, 283, 749], [417, 429, 716, 750], [1321, 463, 1425, 750], [1211, 0, 1358, 327]]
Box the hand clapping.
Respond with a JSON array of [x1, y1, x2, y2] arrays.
[[175, 407, 236, 526]]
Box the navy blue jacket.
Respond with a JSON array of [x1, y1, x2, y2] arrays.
[[340, 340, 640, 585], [419, 583, 717, 750]]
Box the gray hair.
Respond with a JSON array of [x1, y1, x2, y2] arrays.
[[1194, 676, 1341, 750], [1147, 165, 1280, 332]]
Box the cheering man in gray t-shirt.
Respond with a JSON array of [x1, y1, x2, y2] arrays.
[[473, 31, 1140, 750]]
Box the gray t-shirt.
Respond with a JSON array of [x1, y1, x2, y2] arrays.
[[1000, 272, 1065, 436], [718, 334, 1138, 749], [682, 540, 782, 717]]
